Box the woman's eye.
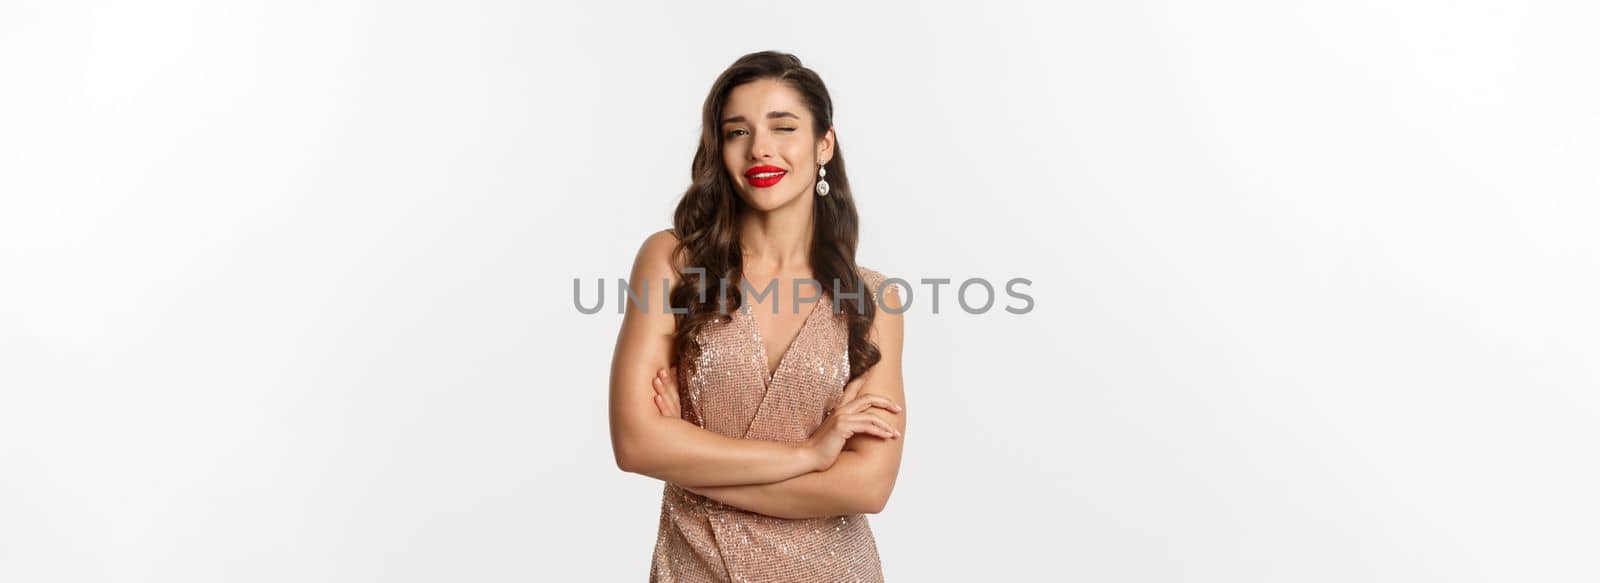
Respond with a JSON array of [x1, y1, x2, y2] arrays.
[[725, 127, 794, 138]]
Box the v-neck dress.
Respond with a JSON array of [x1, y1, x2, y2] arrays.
[[649, 267, 893, 583]]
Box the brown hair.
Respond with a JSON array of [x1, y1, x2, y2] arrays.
[[669, 50, 881, 382]]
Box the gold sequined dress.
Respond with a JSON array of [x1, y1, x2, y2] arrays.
[[649, 268, 892, 582]]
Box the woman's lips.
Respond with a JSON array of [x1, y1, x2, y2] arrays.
[[745, 166, 787, 188]]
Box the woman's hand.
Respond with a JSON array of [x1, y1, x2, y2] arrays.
[[802, 375, 902, 472], [652, 367, 902, 474], [651, 367, 683, 419]]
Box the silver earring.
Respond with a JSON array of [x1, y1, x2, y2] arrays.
[[815, 163, 830, 196]]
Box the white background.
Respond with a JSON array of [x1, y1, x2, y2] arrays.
[[3, 1, 1597, 581]]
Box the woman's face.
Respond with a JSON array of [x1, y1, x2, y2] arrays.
[[719, 78, 834, 212]]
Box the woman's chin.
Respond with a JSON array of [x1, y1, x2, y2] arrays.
[[740, 190, 807, 213]]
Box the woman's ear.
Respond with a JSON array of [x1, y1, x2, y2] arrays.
[[817, 127, 836, 163]]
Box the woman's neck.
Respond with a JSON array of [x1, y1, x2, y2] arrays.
[[739, 201, 813, 274]]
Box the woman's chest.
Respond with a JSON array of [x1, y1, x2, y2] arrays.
[[683, 301, 852, 442]]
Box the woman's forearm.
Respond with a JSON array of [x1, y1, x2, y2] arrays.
[[613, 415, 816, 487], [685, 450, 891, 519]]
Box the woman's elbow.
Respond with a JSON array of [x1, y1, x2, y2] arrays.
[[860, 481, 896, 514], [612, 413, 669, 474], [860, 494, 888, 515], [612, 433, 650, 474], [614, 447, 637, 474]]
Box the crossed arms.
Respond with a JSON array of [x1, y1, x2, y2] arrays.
[[608, 230, 907, 520]]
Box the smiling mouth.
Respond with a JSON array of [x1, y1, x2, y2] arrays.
[[745, 168, 787, 187]]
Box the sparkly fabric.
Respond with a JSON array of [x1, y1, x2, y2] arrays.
[[650, 268, 894, 582]]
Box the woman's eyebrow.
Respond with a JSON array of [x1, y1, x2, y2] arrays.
[[721, 111, 801, 124]]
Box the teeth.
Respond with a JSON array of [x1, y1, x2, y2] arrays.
[[752, 171, 784, 178]]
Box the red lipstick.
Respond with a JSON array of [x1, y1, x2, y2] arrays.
[[744, 165, 787, 188]]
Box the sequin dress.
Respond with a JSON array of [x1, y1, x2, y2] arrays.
[[649, 267, 893, 582]]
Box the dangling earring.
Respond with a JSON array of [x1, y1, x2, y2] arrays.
[[815, 161, 830, 196]]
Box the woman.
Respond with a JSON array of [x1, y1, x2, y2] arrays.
[[608, 51, 909, 582]]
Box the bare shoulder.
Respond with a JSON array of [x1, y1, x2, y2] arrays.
[[857, 265, 905, 315], [637, 228, 680, 264], [857, 265, 906, 349], [632, 228, 683, 282]]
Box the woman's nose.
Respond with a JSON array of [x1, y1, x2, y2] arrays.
[[750, 133, 774, 159]]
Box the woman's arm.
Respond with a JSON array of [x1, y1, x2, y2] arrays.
[[685, 449, 895, 519], [609, 230, 818, 487], [659, 283, 909, 519]]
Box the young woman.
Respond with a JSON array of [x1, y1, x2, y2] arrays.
[[608, 51, 908, 582]]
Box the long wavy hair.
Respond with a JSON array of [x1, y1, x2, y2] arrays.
[[669, 50, 881, 383]]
